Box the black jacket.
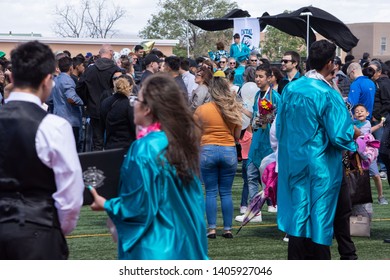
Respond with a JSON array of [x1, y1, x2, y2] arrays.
[[373, 75, 390, 120], [100, 93, 136, 150], [76, 58, 121, 118]]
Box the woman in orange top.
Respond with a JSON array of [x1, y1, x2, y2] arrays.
[[194, 72, 242, 239]]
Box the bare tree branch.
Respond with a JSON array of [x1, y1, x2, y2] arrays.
[[53, 0, 126, 38]]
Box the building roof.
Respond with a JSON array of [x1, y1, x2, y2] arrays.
[[0, 36, 178, 46]]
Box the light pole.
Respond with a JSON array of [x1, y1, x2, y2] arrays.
[[300, 12, 312, 57]]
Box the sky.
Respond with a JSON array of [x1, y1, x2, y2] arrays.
[[1, 0, 390, 38]]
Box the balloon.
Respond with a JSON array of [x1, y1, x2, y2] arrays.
[[240, 82, 258, 110], [120, 48, 131, 56], [242, 113, 251, 129], [239, 82, 258, 129], [140, 41, 155, 54], [113, 51, 121, 61]]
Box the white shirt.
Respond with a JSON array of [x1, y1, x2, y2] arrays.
[[6, 92, 84, 235], [181, 71, 198, 100]]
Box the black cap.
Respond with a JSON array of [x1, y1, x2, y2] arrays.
[[144, 54, 162, 66], [233, 33, 240, 39]]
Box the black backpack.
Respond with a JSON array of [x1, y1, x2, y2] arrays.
[[336, 74, 351, 98]]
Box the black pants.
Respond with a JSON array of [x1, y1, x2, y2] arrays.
[[334, 171, 358, 260], [379, 153, 390, 186], [72, 126, 81, 152], [0, 222, 69, 260], [288, 236, 331, 260], [90, 117, 104, 151]]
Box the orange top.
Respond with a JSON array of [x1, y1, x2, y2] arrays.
[[194, 102, 237, 146]]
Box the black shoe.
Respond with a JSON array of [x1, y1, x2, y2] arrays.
[[384, 238, 390, 243], [222, 232, 233, 239], [207, 233, 216, 239]]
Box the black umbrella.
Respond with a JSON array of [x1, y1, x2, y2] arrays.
[[260, 6, 359, 52], [188, 7, 358, 52], [259, 11, 317, 47], [188, 8, 250, 31]]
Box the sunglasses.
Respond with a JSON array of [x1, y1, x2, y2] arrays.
[[250, 59, 257, 62], [129, 96, 146, 107], [112, 75, 125, 81], [229, 62, 236, 65], [220, 61, 227, 64], [281, 59, 293, 64]]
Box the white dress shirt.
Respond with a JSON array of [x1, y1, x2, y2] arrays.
[[6, 92, 84, 235]]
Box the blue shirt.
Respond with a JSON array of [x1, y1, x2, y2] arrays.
[[51, 73, 84, 127], [347, 76, 376, 120]]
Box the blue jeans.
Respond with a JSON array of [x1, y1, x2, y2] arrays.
[[241, 159, 249, 207], [247, 161, 261, 202], [200, 145, 237, 230]]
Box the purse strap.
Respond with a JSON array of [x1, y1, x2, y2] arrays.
[[345, 152, 363, 176], [355, 153, 364, 175]]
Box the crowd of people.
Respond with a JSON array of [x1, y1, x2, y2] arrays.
[[1, 35, 390, 260]]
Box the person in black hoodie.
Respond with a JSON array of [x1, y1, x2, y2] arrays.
[[77, 44, 121, 151]]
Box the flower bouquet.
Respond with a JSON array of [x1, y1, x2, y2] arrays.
[[258, 99, 275, 129]]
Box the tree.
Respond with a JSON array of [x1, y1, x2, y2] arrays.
[[261, 26, 306, 62], [53, 0, 126, 38], [139, 0, 238, 57]]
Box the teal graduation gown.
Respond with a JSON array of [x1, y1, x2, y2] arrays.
[[104, 131, 208, 259], [248, 89, 280, 168], [276, 77, 356, 246]]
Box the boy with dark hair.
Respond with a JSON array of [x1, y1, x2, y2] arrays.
[[0, 41, 84, 259], [52, 56, 84, 148], [276, 40, 358, 260], [163, 56, 188, 100], [71, 56, 85, 84]]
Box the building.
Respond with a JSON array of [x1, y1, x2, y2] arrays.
[[0, 36, 179, 59], [347, 22, 390, 62]]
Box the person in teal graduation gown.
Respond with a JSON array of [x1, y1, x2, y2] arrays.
[[276, 40, 357, 260], [236, 64, 280, 222], [90, 73, 208, 260]]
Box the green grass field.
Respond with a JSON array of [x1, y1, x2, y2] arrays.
[[67, 164, 390, 260]]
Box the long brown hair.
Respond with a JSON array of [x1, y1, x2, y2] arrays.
[[209, 77, 242, 126], [141, 73, 201, 185]]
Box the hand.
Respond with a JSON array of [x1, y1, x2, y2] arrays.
[[89, 187, 107, 211], [353, 125, 361, 139]]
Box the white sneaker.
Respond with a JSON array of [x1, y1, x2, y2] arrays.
[[379, 171, 387, 180], [267, 205, 277, 213], [235, 212, 262, 223], [250, 213, 262, 222], [240, 206, 248, 214], [235, 214, 245, 222], [283, 234, 289, 242]]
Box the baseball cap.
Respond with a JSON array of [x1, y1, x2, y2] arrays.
[[144, 54, 162, 66], [0, 51, 6, 58], [85, 52, 93, 58], [233, 33, 240, 39], [213, 70, 226, 78]]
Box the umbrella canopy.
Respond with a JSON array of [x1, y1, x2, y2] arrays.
[[188, 6, 358, 52], [236, 191, 267, 235], [268, 6, 359, 52], [259, 11, 317, 47], [188, 8, 250, 31], [236, 159, 278, 235]]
